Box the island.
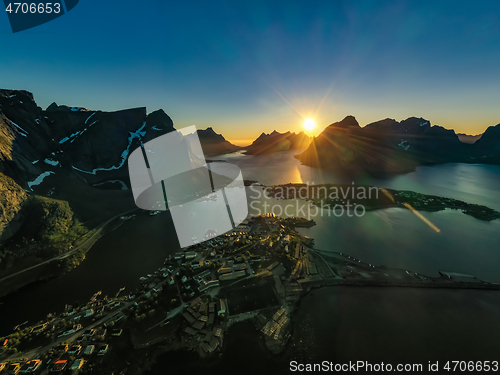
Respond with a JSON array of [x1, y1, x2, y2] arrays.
[[262, 183, 500, 221]]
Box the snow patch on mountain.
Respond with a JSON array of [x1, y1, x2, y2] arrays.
[[45, 158, 59, 166], [70, 107, 91, 112], [28, 171, 54, 189], [398, 140, 410, 150], [11, 121, 28, 137], [59, 120, 99, 144], [85, 112, 96, 124], [72, 121, 147, 175]]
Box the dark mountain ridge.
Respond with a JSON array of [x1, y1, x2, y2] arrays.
[[0, 88, 175, 243], [296, 115, 500, 176], [0, 89, 175, 188], [244, 130, 310, 155], [195, 127, 241, 156]]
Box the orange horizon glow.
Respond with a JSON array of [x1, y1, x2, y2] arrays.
[[177, 78, 497, 144], [205, 115, 494, 147], [185, 109, 496, 148], [228, 139, 254, 147]]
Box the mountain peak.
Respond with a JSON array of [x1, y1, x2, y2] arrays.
[[329, 115, 360, 129], [45, 102, 91, 112], [201, 127, 218, 135], [145, 109, 174, 132], [0, 89, 35, 102], [295, 115, 500, 176], [244, 129, 311, 155], [195, 127, 240, 156]]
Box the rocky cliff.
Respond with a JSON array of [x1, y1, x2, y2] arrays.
[[0, 88, 175, 243]]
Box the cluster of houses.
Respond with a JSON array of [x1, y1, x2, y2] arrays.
[[63, 292, 124, 323], [46, 327, 113, 372], [217, 259, 250, 281], [174, 220, 256, 260], [261, 307, 290, 341], [194, 269, 219, 293], [0, 359, 41, 374], [182, 297, 226, 355], [138, 265, 179, 300], [190, 255, 254, 294], [0, 321, 120, 374]]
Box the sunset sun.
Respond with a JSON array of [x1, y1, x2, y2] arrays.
[[303, 118, 316, 131]]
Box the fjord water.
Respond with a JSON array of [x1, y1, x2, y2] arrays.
[[297, 209, 500, 282], [148, 287, 500, 374], [220, 150, 500, 210], [230, 151, 500, 282], [2, 150, 500, 363], [0, 212, 181, 336]]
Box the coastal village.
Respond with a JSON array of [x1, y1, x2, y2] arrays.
[[1, 211, 499, 375], [0, 214, 320, 374]]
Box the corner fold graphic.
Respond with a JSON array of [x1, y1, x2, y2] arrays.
[[4, 0, 80, 33], [128, 126, 248, 248]]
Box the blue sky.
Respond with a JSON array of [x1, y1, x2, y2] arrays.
[[1, 0, 499, 144]]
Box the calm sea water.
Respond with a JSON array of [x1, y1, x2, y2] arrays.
[[148, 287, 500, 374], [218, 150, 500, 211], [230, 151, 500, 281]]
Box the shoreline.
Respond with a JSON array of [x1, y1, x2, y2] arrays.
[[142, 265, 500, 368], [0, 208, 141, 298], [260, 183, 500, 221], [2, 207, 499, 374], [141, 279, 500, 375]]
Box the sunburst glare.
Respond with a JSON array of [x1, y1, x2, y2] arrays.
[[303, 118, 316, 131]]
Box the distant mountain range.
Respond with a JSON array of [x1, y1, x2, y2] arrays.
[[195, 127, 240, 156], [457, 133, 482, 144], [1, 88, 499, 244], [244, 130, 311, 155], [296, 116, 500, 176]]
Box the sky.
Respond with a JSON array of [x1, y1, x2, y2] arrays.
[[1, 0, 500, 145]]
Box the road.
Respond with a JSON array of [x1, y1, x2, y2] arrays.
[[308, 248, 340, 278], [0, 208, 138, 283]]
